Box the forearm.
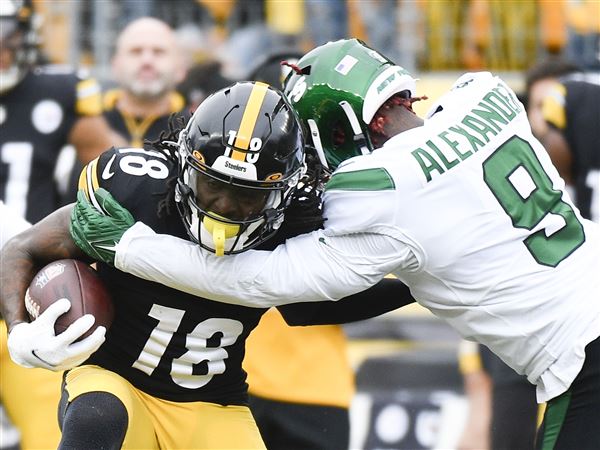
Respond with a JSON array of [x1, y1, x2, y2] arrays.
[[0, 206, 86, 331], [279, 278, 414, 326], [0, 236, 38, 330], [115, 223, 403, 308]]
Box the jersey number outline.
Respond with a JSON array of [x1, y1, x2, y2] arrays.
[[132, 304, 244, 389], [1, 142, 34, 218], [482, 136, 585, 267], [116, 148, 169, 180]]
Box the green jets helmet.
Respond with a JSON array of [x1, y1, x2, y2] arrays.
[[283, 38, 417, 171]]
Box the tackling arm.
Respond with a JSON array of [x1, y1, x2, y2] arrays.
[[277, 278, 414, 326], [114, 221, 408, 308]]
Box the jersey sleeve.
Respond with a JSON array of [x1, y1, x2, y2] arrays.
[[76, 147, 173, 215], [277, 277, 414, 326], [75, 77, 103, 117], [541, 81, 567, 130], [114, 220, 415, 308]]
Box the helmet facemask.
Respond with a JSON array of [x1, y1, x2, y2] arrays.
[[176, 156, 300, 256]]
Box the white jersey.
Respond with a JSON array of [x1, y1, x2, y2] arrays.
[[115, 73, 600, 402]]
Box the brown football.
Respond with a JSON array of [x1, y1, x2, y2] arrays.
[[25, 259, 114, 340]]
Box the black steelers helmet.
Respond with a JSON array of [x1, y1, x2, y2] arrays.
[[176, 81, 305, 255]]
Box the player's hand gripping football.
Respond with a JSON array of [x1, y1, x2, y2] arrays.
[[7, 298, 106, 371], [70, 189, 135, 265]]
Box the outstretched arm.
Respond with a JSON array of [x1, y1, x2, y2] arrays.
[[277, 278, 414, 326], [70, 188, 414, 308]]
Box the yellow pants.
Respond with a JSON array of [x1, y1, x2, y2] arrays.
[[64, 365, 266, 449], [0, 321, 63, 449]]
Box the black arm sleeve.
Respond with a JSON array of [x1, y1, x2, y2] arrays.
[[277, 278, 414, 326]]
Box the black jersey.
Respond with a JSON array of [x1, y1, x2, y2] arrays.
[[78, 147, 267, 404], [102, 89, 190, 147], [0, 67, 103, 223], [543, 79, 600, 222]]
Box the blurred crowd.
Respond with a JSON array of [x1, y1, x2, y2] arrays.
[[35, 0, 600, 79]]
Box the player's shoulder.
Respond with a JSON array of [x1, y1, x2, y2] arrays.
[[425, 71, 518, 120], [79, 147, 177, 207], [326, 153, 396, 193]]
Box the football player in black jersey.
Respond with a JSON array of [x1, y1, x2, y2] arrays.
[[0, 82, 412, 449], [0, 0, 124, 223], [0, 1, 124, 448], [525, 59, 600, 223]]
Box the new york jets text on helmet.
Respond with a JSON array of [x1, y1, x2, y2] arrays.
[[283, 38, 417, 170]]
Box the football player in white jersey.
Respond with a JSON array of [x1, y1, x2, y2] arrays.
[[66, 40, 600, 448]]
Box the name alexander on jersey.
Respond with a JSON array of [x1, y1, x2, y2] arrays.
[[411, 80, 523, 182]]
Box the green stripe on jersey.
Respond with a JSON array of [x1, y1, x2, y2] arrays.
[[541, 390, 571, 450], [325, 168, 395, 191]]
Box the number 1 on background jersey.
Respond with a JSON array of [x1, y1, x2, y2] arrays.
[[1, 142, 33, 218]]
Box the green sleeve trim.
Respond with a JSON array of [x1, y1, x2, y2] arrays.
[[325, 168, 395, 191], [540, 390, 571, 450]]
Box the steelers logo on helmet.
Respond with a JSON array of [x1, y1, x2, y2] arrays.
[[175, 81, 305, 256]]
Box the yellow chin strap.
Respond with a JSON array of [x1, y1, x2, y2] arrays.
[[202, 214, 240, 256]]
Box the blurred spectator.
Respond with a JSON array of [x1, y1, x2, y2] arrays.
[[304, 0, 348, 46], [175, 23, 232, 110], [244, 309, 355, 450], [64, 16, 190, 202], [565, 0, 600, 70], [103, 16, 189, 147], [355, 0, 400, 63], [525, 57, 600, 222], [457, 341, 492, 450]]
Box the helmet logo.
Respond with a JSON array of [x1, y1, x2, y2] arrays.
[[288, 76, 307, 103], [265, 173, 283, 181], [192, 150, 205, 163], [334, 55, 358, 75]]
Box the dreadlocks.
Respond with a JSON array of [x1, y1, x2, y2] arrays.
[[257, 146, 328, 250], [144, 114, 187, 218]]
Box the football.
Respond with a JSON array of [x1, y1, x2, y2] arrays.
[[25, 259, 114, 340]]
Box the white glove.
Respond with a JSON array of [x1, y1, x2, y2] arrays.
[[7, 298, 106, 371]]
